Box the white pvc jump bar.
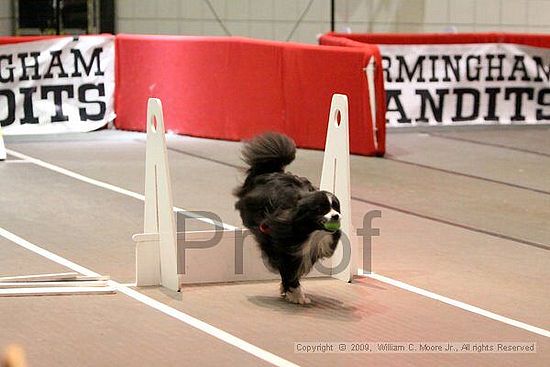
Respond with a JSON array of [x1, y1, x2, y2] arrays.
[[0, 272, 109, 283], [0, 281, 109, 289], [0, 286, 116, 297], [0, 272, 113, 297]]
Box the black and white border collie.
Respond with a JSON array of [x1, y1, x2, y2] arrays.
[[234, 133, 341, 304]]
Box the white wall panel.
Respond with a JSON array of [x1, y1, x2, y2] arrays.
[[109, 0, 550, 44]]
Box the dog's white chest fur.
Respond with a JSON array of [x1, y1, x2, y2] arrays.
[[298, 230, 337, 276]]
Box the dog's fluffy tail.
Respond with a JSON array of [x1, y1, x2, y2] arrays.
[[241, 132, 296, 175]]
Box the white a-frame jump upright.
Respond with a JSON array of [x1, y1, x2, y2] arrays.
[[320, 94, 354, 282], [133, 99, 179, 290], [133, 95, 357, 291], [0, 125, 6, 161]]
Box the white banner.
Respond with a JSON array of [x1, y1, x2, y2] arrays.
[[380, 43, 550, 126], [0, 36, 115, 135]]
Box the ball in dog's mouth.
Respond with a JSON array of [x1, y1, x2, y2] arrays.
[[322, 220, 341, 232]]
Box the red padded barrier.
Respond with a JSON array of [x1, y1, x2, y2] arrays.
[[0, 35, 113, 45], [323, 32, 550, 48], [0, 36, 56, 45], [115, 35, 385, 156]]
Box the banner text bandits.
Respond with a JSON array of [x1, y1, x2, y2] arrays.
[[382, 51, 550, 124], [0, 47, 106, 126]]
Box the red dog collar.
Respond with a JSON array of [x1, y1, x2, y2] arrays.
[[259, 222, 271, 235]]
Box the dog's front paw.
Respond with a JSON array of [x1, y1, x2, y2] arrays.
[[284, 286, 311, 305]]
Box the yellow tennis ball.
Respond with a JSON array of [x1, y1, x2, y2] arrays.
[[323, 221, 340, 232]]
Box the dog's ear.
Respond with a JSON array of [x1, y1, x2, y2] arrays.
[[299, 191, 325, 203], [295, 192, 328, 219], [325, 191, 341, 212]]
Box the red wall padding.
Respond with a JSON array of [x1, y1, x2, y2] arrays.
[[322, 32, 550, 48], [0, 36, 56, 45], [0, 35, 112, 45], [115, 35, 385, 156]]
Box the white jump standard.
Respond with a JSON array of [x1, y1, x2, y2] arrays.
[[0, 124, 6, 161], [133, 95, 359, 291]]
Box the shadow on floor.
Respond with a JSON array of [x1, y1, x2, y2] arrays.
[[247, 291, 387, 322]]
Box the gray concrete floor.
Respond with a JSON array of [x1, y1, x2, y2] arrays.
[[0, 126, 549, 366]]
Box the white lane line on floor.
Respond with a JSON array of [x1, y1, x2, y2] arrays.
[[360, 271, 550, 338], [5, 149, 236, 231], [0, 226, 298, 367]]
